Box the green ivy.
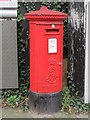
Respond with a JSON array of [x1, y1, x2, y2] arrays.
[[2, 2, 89, 113], [62, 73, 89, 113], [2, 2, 68, 111]]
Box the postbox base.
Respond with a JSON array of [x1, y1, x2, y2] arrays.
[[29, 90, 62, 113]]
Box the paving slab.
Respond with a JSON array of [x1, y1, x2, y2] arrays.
[[1, 108, 89, 119]]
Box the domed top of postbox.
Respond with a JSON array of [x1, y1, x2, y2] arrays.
[[25, 6, 67, 21]]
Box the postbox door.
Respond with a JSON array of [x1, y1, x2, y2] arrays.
[[36, 23, 63, 93]]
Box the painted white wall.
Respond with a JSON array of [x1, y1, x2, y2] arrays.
[[84, 0, 90, 103], [88, 1, 90, 103], [0, 0, 17, 8], [0, 0, 17, 18], [0, 20, 2, 89], [0, 10, 17, 18]]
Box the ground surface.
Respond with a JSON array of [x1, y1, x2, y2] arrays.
[[0, 98, 89, 119], [1, 108, 89, 119]]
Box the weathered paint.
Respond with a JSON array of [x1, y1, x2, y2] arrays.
[[70, 8, 84, 30], [68, 2, 85, 96]]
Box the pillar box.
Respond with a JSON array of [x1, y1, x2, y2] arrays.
[[25, 6, 67, 112]]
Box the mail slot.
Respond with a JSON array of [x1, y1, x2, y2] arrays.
[[46, 29, 59, 33], [25, 6, 67, 112]]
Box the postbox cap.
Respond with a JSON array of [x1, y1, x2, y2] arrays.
[[25, 6, 67, 21]]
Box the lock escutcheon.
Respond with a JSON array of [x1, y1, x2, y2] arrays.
[[59, 62, 62, 65]]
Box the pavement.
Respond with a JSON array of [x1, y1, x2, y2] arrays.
[[1, 108, 89, 119], [0, 98, 89, 119]]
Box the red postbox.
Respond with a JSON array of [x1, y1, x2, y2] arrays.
[[25, 6, 67, 112]]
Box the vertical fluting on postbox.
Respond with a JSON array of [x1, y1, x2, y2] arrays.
[[25, 6, 67, 113]]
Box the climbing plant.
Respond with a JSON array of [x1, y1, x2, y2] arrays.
[[1, 2, 89, 113], [2, 2, 68, 111], [62, 72, 88, 113], [18, 1, 68, 89]]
